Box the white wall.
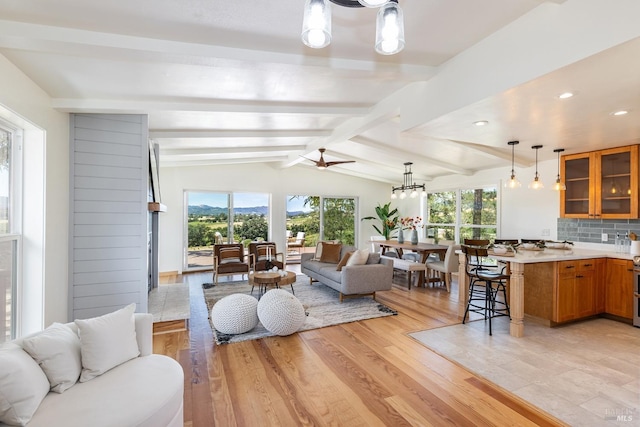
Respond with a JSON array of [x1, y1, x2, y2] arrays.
[[0, 54, 69, 332], [158, 163, 390, 273]]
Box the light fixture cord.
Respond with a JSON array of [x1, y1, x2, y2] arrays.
[[535, 147, 539, 179], [511, 143, 516, 177]]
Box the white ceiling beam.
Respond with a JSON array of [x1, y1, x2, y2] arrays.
[[444, 139, 531, 167], [0, 20, 434, 78], [149, 130, 331, 139], [160, 157, 286, 168], [51, 98, 369, 116], [159, 146, 306, 156], [277, 107, 402, 168], [296, 162, 399, 185], [351, 136, 473, 176]]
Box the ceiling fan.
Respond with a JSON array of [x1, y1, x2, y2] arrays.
[[302, 148, 355, 170]]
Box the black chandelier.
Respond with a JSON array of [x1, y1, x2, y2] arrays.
[[302, 0, 405, 55], [390, 162, 425, 199]]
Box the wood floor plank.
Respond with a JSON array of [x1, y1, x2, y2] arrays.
[[154, 270, 565, 427]]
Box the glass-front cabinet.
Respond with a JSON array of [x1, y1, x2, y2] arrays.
[[561, 145, 639, 219]]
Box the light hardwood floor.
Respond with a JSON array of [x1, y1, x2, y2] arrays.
[[154, 270, 567, 426]]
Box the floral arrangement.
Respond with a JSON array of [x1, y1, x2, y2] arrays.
[[400, 216, 423, 230]]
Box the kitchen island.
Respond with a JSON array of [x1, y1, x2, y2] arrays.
[[457, 247, 635, 337]]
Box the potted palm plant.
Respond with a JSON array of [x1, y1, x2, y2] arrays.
[[362, 202, 399, 240]]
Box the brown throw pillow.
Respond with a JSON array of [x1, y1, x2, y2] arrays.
[[319, 243, 342, 263], [336, 251, 353, 271]]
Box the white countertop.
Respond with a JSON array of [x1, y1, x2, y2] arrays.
[[491, 247, 636, 264]]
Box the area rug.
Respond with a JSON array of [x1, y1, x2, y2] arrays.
[[409, 317, 640, 426], [203, 277, 397, 345]]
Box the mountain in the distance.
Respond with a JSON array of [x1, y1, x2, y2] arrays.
[[188, 204, 310, 217], [188, 204, 268, 216]]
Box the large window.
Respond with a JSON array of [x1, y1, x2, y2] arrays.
[[286, 195, 356, 260], [425, 186, 497, 243], [0, 124, 20, 342], [185, 191, 269, 270]]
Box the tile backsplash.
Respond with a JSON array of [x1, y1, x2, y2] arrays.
[[557, 218, 640, 246]]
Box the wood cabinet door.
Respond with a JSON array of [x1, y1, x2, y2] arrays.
[[605, 259, 634, 319], [576, 261, 596, 318], [556, 261, 578, 322], [594, 258, 606, 314], [597, 145, 639, 219], [561, 152, 594, 218]]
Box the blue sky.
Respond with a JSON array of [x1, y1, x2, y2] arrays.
[[187, 192, 312, 212]]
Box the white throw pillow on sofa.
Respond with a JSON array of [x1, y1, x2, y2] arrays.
[[346, 249, 370, 266], [75, 303, 140, 382], [0, 343, 50, 426], [22, 323, 82, 393]]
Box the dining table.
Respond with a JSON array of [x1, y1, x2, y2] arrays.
[[374, 240, 449, 288], [376, 240, 449, 263]]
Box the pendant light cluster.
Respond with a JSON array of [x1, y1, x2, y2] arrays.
[[390, 162, 426, 199], [302, 0, 405, 55], [505, 142, 566, 191]]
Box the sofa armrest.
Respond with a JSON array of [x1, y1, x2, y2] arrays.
[[301, 252, 315, 263], [134, 313, 153, 356]]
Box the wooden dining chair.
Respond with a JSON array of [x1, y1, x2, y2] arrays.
[[463, 238, 490, 247]]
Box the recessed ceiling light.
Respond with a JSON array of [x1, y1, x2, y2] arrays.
[[612, 110, 628, 116], [558, 92, 574, 99], [473, 120, 489, 126]]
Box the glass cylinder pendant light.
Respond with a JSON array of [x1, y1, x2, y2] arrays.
[[553, 148, 566, 191], [505, 140, 521, 189], [375, 0, 405, 55], [358, 0, 389, 7], [529, 145, 544, 190], [302, 0, 332, 49]]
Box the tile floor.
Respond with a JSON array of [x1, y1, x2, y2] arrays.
[[411, 317, 640, 426], [148, 283, 190, 323]]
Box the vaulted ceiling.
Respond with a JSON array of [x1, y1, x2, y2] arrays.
[[1, 0, 639, 185]]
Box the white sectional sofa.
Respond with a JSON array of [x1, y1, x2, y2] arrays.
[[0, 306, 184, 427]]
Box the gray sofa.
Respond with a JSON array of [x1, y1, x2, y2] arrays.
[[301, 245, 393, 302]]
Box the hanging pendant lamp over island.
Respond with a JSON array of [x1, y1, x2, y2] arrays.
[[553, 148, 566, 191], [529, 145, 544, 190], [302, 0, 404, 55], [505, 140, 521, 189]]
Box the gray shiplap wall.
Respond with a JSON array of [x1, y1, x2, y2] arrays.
[[69, 114, 148, 320]]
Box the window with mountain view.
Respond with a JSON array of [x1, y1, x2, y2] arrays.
[[185, 191, 269, 270]]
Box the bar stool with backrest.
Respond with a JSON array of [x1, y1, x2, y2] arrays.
[[461, 245, 511, 335], [464, 238, 490, 246]]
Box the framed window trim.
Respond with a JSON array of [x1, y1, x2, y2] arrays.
[[182, 190, 271, 272], [424, 184, 500, 243], [0, 119, 22, 341]]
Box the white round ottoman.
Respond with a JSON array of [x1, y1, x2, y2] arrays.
[[211, 293, 259, 334], [257, 289, 306, 336]]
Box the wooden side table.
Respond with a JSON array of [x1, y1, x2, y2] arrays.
[[250, 271, 296, 298]]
